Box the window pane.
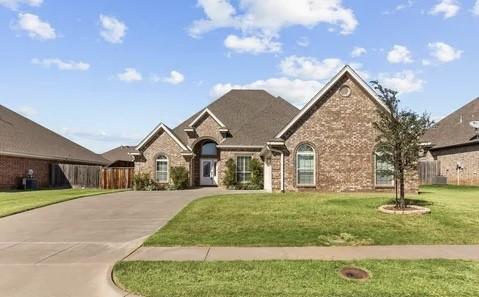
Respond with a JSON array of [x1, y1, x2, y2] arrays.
[[297, 145, 315, 185], [203, 162, 211, 178], [375, 154, 394, 186], [236, 156, 252, 183], [156, 156, 168, 182], [201, 143, 217, 156]]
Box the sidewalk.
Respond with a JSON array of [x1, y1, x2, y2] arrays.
[[126, 245, 479, 262]]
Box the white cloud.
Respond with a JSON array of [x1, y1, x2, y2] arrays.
[[428, 42, 463, 63], [224, 34, 281, 54], [211, 77, 323, 107], [387, 45, 413, 64], [351, 46, 366, 57], [279, 56, 344, 81], [99, 15, 127, 44], [0, 0, 41, 9], [32, 58, 90, 71], [296, 36, 309, 47], [189, 0, 358, 52], [15, 13, 56, 40], [153, 70, 185, 85], [422, 59, 431, 66], [383, 0, 414, 14], [378, 71, 425, 94], [474, 0, 479, 15], [117, 68, 142, 82], [16, 105, 38, 117], [430, 0, 460, 18]]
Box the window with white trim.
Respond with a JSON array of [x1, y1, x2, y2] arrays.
[[375, 152, 394, 187], [156, 155, 169, 183], [236, 156, 252, 183], [296, 144, 315, 186]]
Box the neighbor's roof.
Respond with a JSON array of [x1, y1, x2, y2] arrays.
[[173, 90, 299, 146], [0, 104, 108, 165], [422, 97, 479, 149], [102, 146, 137, 164]]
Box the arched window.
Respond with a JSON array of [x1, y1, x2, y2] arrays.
[[201, 142, 217, 156], [296, 144, 315, 186], [375, 152, 394, 187], [156, 155, 169, 183]]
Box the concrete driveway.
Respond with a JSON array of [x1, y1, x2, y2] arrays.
[[0, 188, 233, 297]]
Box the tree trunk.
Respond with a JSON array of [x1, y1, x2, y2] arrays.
[[399, 171, 406, 209]]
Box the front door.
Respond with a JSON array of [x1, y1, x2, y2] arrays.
[[200, 159, 218, 186]]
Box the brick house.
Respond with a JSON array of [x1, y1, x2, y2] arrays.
[[133, 65, 418, 192], [0, 105, 108, 189], [422, 97, 479, 185]]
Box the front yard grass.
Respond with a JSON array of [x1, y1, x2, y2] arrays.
[[145, 185, 479, 246], [114, 260, 479, 297], [0, 188, 119, 217]]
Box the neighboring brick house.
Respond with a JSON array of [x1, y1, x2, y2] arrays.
[[133, 65, 418, 192], [422, 97, 479, 185], [0, 105, 108, 189]]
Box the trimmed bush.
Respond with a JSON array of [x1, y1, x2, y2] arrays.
[[250, 158, 264, 189], [170, 166, 189, 190], [223, 158, 237, 189], [134, 173, 168, 191]]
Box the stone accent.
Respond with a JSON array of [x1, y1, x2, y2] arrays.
[[0, 155, 52, 189], [429, 144, 479, 185], [134, 130, 189, 184]]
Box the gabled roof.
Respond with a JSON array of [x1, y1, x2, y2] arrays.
[[189, 108, 226, 128], [136, 123, 189, 151], [102, 145, 137, 164], [173, 90, 299, 146], [275, 65, 387, 139], [423, 97, 479, 149], [0, 104, 108, 165]]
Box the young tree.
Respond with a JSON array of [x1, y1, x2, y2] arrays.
[[372, 81, 432, 209]]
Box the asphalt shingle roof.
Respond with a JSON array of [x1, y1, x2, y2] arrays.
[[102, 146, 137, 164], [0, 104, 108, 165], [173, 90, 299, 146], [423, 97, 479, 149]]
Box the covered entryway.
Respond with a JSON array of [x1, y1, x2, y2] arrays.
[[193, 139, 219, 186]]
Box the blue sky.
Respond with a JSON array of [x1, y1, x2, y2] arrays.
[[1, 0, 478, 152]]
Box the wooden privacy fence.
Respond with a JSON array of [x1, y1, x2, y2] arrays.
[[50, 164, 134, 189], [50, 163, 102, 188], [418, 160, 441, 185], [100, 167, 134, 189]]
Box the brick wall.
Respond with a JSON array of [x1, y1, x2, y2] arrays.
[[134, 130, 189, 184], [0, 155, 52, 189], [218, 149, 261, 187], [430, 144, 479, 185], [277, 74, 418, 192]]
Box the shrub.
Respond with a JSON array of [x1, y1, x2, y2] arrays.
[[223, 158, 237, 189], [134, 173, 168, 191], [134, 173, 151, 191], [170, 166, 189, 190], [250, 158, 263, 189]]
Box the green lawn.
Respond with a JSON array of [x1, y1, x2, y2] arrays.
[[114, 260, 479, 297], [145, 185, 479, 246], [0, 188, 119, 217]]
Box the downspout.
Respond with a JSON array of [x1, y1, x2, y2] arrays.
[[269, 146, 284, 193]]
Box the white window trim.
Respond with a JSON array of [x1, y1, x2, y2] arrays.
[[236, 155, 252, 184], [296, 145, 316, 187], [156, 155, 169, 183], [374, 153, 395, 188]]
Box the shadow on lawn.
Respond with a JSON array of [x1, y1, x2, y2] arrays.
[[387, 199, 433, 207]]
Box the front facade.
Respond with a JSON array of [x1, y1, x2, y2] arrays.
[[133, 66, 418, 192], [422, 97, 479, 185]]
